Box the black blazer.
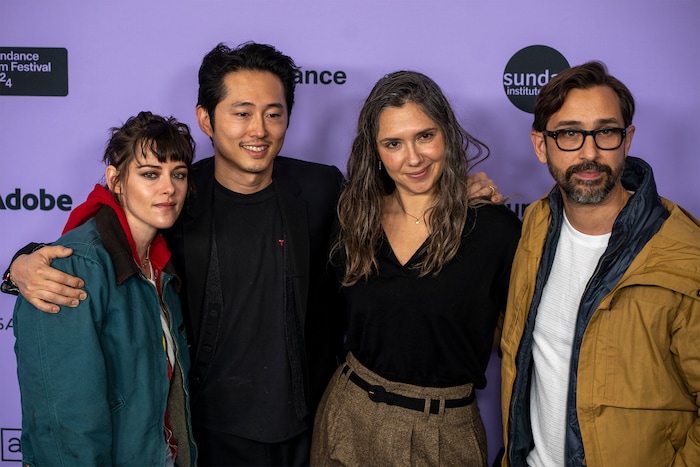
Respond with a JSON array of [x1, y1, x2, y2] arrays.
[[166, 155, 345, 417]]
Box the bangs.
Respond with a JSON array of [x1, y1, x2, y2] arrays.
[[137, 123, 195, 164]]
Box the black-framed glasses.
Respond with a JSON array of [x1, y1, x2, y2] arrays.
[[543, 127, 628, 151]]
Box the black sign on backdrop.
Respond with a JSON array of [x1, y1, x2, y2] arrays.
[[503, 45, 569, 114], [0, 47, 68, 96], [1, 428, 21, 462]]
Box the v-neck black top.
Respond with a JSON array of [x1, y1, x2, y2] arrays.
[[339, 203, 521, 388]]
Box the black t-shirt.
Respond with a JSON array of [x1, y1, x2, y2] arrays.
[[340, 204, 521, 388], [195, 181, 305, 442]]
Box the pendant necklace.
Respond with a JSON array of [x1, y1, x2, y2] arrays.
[[135, 245, 152, 278], [396, 195, 433, 225], [139, 245, 151, 268], [404, 210, 426, 225]]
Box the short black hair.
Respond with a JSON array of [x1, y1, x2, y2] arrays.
[[197, 42, 299, 129]]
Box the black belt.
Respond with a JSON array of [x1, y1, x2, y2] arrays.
[[342, 365, 475, 414]]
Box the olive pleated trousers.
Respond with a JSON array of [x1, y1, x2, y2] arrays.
[[311, 352, 487, 466]]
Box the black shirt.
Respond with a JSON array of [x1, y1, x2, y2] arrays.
[[340, 204, 521, 388], [195, 181, 305, 442]]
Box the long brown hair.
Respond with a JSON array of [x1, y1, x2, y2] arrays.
[[335, 71, 489, 286]]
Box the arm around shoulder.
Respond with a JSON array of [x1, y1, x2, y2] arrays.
[[2, 243, 46, 294], [5, 243, 86, 313]]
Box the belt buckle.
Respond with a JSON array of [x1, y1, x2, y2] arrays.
[[367, 384, 387, 403]]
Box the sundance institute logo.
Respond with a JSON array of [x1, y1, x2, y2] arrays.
[[503, 45, 570, 113]]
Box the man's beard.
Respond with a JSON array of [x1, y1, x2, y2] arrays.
[[547, 159, 624, 205]]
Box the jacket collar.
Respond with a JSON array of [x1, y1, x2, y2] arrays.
[[91, 205, 178, 288], [65, 185, 177, 288], [545, 156, 668, 239]]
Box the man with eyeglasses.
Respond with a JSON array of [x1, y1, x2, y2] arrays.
[[500, 61, 700, 467]]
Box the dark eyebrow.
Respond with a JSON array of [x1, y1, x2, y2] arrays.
[[265, 103, 285, 111], [378, 127, 438, 144], [553, 118, 621, 129], [230, 101, 285, 111], [134, 163, 188, 170]]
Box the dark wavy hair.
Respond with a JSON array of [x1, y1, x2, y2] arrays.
[[335, 70, 490, 286], [197, 42, 299, 129], [103, 111, 196, 197], [533, 61, 635, 131]]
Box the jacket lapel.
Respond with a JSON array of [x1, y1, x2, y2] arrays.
[[181, 159, 216, 337], [274, 167, 311, 329]]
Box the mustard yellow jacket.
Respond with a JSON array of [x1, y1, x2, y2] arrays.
[[501, 157, 700, 467]]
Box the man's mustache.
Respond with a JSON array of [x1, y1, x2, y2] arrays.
[[566, 161, 613, 178]]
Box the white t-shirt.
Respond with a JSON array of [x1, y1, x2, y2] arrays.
[[527, 213, 609, 467]]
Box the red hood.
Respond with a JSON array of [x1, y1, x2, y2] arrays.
[[63, 184, 170, 270]]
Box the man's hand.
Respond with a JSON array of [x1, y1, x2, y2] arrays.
[[467, 171, 504, 203], [10, 246, 86, 314]]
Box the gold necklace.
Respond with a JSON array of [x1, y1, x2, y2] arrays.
[[403, 210, 426, 225], [396, 195, 433, 225]]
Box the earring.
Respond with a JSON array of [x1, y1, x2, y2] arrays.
[[378, 160, 383, 171]]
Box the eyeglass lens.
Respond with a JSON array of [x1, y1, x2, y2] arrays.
[[556, 129, 624, 151]]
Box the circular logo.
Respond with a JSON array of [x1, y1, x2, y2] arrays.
[[503, 45, 570, 113]]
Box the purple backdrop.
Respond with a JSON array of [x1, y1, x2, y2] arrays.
[[1, 1, 699, 464]]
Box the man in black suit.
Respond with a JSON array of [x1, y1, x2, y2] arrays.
[[167, 43, 346, 465], [4, 42, 501, 466]]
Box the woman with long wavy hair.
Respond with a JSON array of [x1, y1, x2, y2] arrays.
[[311, 71, 521, 466]]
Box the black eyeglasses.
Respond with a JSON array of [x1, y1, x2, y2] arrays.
[[543, 127, 628, 151]]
